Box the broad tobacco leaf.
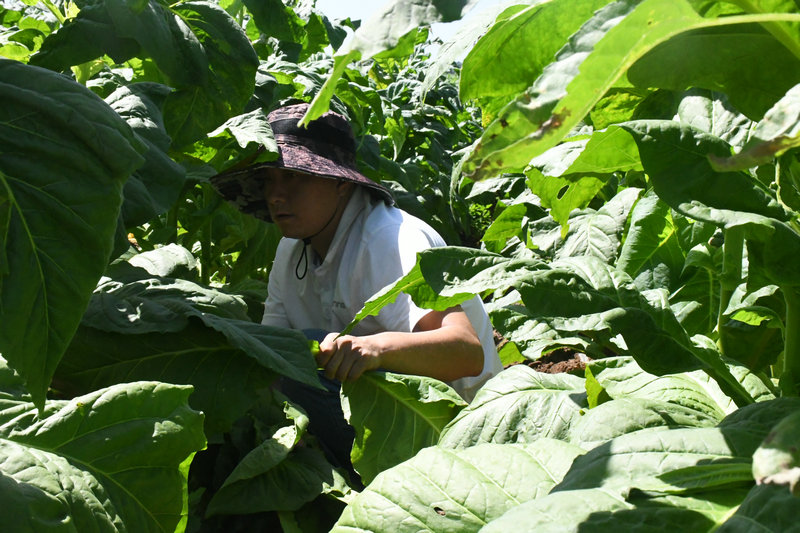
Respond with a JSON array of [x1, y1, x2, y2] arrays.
[[163, 1, 259, 147], [555, 398, 800, 500], [481, 487, 748, 532], [460, 0, 614, 117], [332, 439, 586, 533], [547, 187, 639, 261], [464, 0, 800, 180], [616, 189, 686, 292], [717, 483, 800, 532], [29, 2, 141, 70], [526, 128, 642, 233], [0, 356, 206, 533], [106, 83, 186, 230], [675, 89, 755, 149], [627, 22, 800, 120], [35, 0, 260, 147], [341, 371, 466, 485], [752, 409, 800, 494], [438, 365, 588, 448], [568, 397, 719, 450], [555, 425, 761, 494], [620, 119, 790, 222], [587, 357, 775, 421], [57, 259, 320, 435], [0, 60, 145, 409]]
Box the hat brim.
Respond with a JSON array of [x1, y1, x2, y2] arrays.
[[210, 140, 394, 222]]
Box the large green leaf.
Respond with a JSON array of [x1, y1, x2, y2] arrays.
[[0, 60, 144, 409], [555, 425, 761, 494], [163, 1, 259, 147], [587, 356, 773, 420], [459, 0, 614, 116], [34, 0, 258, 147], [545, 189, 637, 262], [106, 83, 186, 229], [555, 398, 799, 499], [617, 189, 687, 291], [105, 0, 208, 87], [675, 89, 756, 149], [752, 409, 800, 494], [482, 487, 747, 532], [28, 4, 140, 71], [59, 319, 277, 436], [332, 440, 586, 533], [627, 23, 800, 119], [56, 262, 320, 435], [341, 371, 466, 485], [568, 397, 719, 450], [526, 128, 642, 232], [717, 483, 800, 532], [438, 365, 587, 448], [620, 119, 790, 221], [0, 357, 206, 533], [464, 0, 800, 180]]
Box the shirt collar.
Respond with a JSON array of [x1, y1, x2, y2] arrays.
[[311, 187, 370, 270]]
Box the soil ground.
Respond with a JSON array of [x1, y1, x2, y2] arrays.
[[517, 347, 590, 375]]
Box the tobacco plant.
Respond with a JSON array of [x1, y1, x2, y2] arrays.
[[3, 0, 800, 531]]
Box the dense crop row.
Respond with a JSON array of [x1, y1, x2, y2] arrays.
[[1, 0, 799, 531]]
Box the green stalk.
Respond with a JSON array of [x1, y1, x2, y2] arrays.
[[718, 226, 744, 356], [781, 287, 800, 396], [200, 218, 211, 286], [166, 203, 179, 243], [40, 0, 66, 25]]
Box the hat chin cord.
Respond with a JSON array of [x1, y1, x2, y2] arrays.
[[294, 197, 345, 280]]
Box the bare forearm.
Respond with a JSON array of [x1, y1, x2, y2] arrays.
[[367, 326, 483, 382], [316, 308, 485, 382]]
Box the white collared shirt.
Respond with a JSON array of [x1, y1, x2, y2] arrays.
[[262, 188, 502, 401]]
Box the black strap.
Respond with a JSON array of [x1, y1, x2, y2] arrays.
[[293, 197, 343, 280]]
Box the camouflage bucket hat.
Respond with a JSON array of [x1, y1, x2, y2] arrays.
[[210, 103, 394, 222]]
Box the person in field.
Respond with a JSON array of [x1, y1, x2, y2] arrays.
[[211, 102, 502, 473]]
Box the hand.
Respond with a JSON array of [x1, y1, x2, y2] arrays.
[[316, 333, 383, 382]]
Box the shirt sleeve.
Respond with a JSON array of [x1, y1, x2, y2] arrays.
[[357, 217, 444, 333]]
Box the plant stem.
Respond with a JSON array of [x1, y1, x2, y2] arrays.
[[718, 226, 744, 356], [41, 0, 66, 25], [781, 287, 800, 396]]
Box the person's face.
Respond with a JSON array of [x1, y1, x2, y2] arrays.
[[261, 168, 347, 241]]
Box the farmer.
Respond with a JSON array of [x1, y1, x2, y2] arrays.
[[211, 102, 502, 473]]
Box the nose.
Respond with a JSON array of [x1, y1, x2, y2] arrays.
[[263, 175, 288, 206]]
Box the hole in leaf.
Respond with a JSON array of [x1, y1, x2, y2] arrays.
[[557, 185, 569, 199], [433, 506, 446, 516]]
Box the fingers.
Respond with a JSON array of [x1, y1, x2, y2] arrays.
[[315, 332, 339, 368], [316, 335, 379, 382]]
